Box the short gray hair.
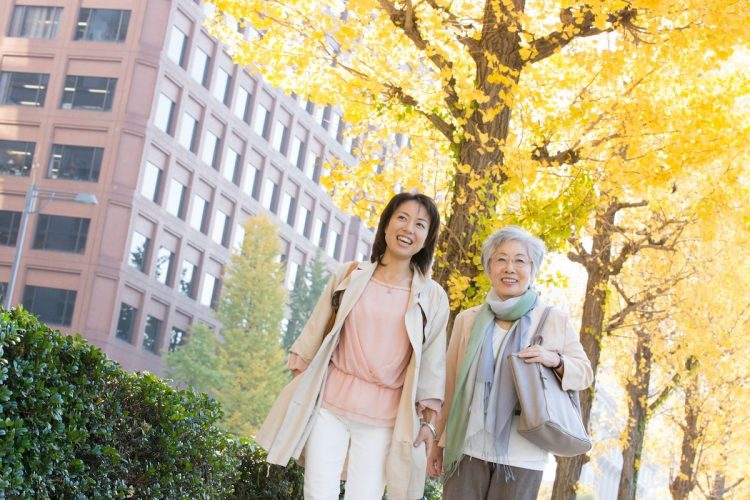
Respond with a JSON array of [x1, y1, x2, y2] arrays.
[[481, 226, 546, 281]]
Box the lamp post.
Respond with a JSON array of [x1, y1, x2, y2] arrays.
[[4, 183, 98, 310]]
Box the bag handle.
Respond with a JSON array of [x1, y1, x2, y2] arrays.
[[529, 306, 552, 346], [323, 261, 359, 338]]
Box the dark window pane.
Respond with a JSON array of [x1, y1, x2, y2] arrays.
[[8, 6, 61, 39], [60, 75, 117, 111], [33, 215, 90, 253], [47, 144, 103, 182], [0, 210, 22, 246], [0, 71, 49, 107], [23, 285, 76, 326], [142, 315, 162, 354], [75, 8, 131, 42], [168, 327, 187, 352], [116, 302, 137, 341], [0, 140, 35, 176], [179, 261, 196, 298]]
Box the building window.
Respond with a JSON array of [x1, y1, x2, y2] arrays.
[[47, 144, 103, 182], [140, 161, 162, 202], [142, 315, 163, 354], [253, 104, 270, 139], [154, 93, 176, 134], [222, 148, 240, 184], [0, 139, 35, 176], [189, 195, 209, 233], [261, 179, 279, 213], [178, 112, 199, 152], [23, 285, 76, 326], [33, 215, 90, 253], [0, 71, 49, 107], [201, 131, 220, 168], [327, 231, 341, 259], [232, 223, 246, 254], [312, 218, 326, 247], [211, 211, 230, 247], [233, 87, 250, 122], [179, 260, 197, 298], [166, 179, 187, 219], [8, 6, 62, 39], [60, 75, 117, 111], [154, 247, 175, 285], [128, 231, 150, 273], [75, 8, 130, 42], [0, 210, 22, 246], [295, 207, 310, 237], [243, 163, 261, 200], [285, 261, 299, 290], [271, 121, 289, 153], [279, 192, 295, 225], [116, 302, 137, 341], [167, 26, 188, 67], [199, 273, 219, 309], [213, 68, 232, 105], [304, 151, 320, 182], [289, 136, 304, 169], [168, 326, 187, 352], [328, 112, 341, 140], [190, 48, 211, 87]]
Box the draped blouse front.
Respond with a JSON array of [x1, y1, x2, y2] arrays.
[[321, 277, 412, 427]]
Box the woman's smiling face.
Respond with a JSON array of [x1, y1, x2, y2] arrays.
[[488, 239, 532, 300], [383, 200, 430, 261]]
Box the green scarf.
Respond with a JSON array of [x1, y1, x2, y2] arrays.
[[442, 289, 537, 478]]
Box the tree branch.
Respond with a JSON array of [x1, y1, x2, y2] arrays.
[[384, 83, 455, 139]]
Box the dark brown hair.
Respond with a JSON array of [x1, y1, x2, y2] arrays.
[[370, 192, 440, 276]]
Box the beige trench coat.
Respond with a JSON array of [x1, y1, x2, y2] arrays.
[[256, 260, 449, 500]]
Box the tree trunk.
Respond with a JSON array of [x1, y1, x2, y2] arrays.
[[708, 472, 727, 500], [552, 210, 615, 500], [669, 376, 700, 499], [617, 330, 653, 500]]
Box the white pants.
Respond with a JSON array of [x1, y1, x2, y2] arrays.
[[304, 407, 393, 500]]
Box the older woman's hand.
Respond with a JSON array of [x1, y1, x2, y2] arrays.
[[516, 345, 563, 374]]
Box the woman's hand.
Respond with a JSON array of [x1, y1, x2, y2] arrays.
[[427, 444, 443, 477], [517, 345, 561, 370], [413, 425, 434, 458]]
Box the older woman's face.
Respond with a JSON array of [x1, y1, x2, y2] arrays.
[[488, 239, 532, 300]]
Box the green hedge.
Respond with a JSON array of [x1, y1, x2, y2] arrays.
[[0, 307, 303, 499]]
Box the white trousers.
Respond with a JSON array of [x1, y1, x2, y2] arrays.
[[304, 407, 393, 500]]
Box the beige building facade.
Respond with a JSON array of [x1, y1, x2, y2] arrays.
[[0, 0, 373, 375]]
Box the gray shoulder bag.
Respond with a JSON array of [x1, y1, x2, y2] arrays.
[[509, 306, 592, 457]]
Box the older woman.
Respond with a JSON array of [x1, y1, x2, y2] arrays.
[[428, 226, 593, 499]]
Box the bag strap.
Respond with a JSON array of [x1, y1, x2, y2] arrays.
[[323, 261, 359, 337], [529, 306, 552, 346]]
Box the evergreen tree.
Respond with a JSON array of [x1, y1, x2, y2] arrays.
[[166, 215, 288, 435], [283, 251, 330, 350]]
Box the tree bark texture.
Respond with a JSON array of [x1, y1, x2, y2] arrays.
[[669, 377, 700, 499]]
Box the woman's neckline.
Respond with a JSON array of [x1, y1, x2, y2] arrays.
[[370, 276, 411, 292]]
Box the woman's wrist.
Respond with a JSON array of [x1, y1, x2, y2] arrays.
[[420, 420, 438, 440]]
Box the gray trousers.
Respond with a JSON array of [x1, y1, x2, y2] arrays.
[[443, 456, 543, 500]]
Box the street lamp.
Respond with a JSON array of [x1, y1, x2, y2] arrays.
[[4, 182, 98, 310]]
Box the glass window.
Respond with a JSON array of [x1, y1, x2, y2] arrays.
[[243, 162, 261, 199], [167, 26, 188, 66], [232, 223, 246, 254], [47, 144, 103, 182], [154, 247, 175, 285], [128, 232, 150, 272], [165, 179, 187, 218], [154, 93, 176, 134], [271, 121, 288, 153], [115, 302, 137, 341], [23, 285, 76, 326], [211, 210, 229, 247], [285, 261, 299, 290], [279, 192, 294, 225], [199, 273, 219, 308], [253, 104, 270, 138], [313, 104, 325, 126], [304, 151, 319, 181], [0, 139, 35, 176], [60, 75, 117, 111], [327, 231, 341, 259], [201, 131, 220, 168], [312, 218, 324, 247], [0, 71, 49, 107], [179, 260, 197, 298], [329, 112, 341, 139], [222, 148, 240, 184], [168, 326, 187, 352], [213, 68, 231, 104], [0, 282, 7, 307], [189, 195, 209, 232], [142, 315, 162, 354], [8, 6, 62, 39], [190, 48, 210, 87], [233, 87, 250, 122], [261, 179, 279, 213], [33, 215, 90, 253], [289, 136, 304, 169], [140, 161, 162, 202], [0, 210, 22, 246], [75, 8, 130, 42], [178, 112, 198, 152], [295, 207, 309, 236]]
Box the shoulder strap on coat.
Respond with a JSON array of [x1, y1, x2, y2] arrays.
[[323, 261, 359, 337]]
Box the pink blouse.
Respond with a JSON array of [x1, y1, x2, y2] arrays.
[[290, 277, 440, 427]]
